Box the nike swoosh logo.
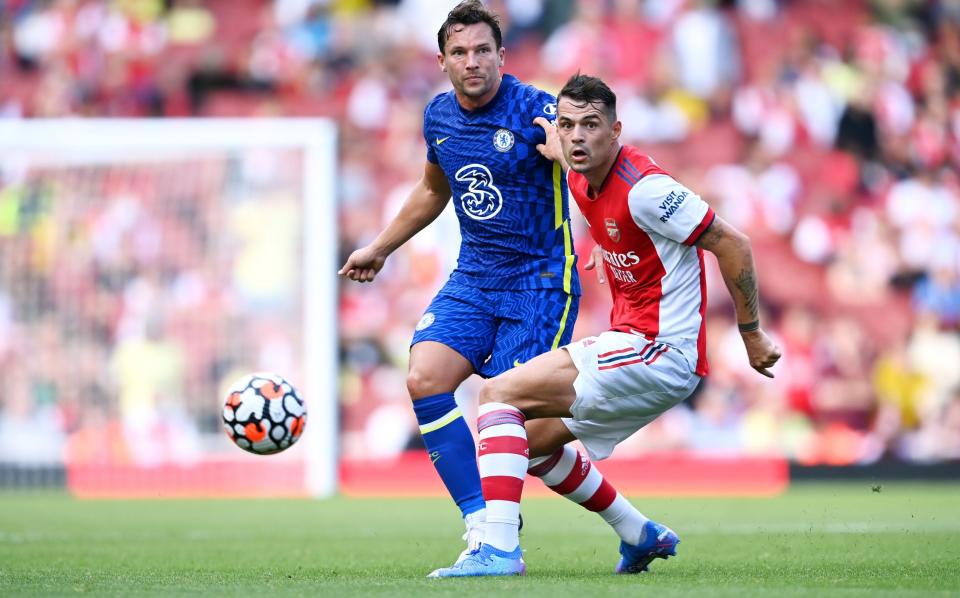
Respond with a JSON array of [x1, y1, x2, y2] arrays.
[[513, 359, 525, 367], [436, 136, 450, 145]]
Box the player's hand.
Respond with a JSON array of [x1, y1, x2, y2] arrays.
[[583, 245, 606, 285], [740, 328, 781, 378], [338, 246, 387, 283], [533, 116, 565, 166]]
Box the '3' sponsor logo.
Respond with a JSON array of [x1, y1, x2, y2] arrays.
[[455, 163, 503, 221]]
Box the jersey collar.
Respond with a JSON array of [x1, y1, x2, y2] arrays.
[[587, 146, 624, 200]]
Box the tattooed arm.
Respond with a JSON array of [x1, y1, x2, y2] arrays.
[[696, 216, 781, 378]]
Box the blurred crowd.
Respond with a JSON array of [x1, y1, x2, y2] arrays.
[[0, 146, 306, 466], [2, 0, 960, 466]]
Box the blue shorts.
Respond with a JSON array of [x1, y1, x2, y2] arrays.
[[411, 278, 579, 378]]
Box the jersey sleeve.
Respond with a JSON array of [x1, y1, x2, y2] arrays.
[[423, 102, 439, 164], [627, 174, 715, 245]]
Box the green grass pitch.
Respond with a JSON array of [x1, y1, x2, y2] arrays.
[[1, 483, 958, 596]]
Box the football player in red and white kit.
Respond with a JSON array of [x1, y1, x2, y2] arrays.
[[429, 73, 780, 578]]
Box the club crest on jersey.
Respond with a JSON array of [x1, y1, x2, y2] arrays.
[[493, 129, 514, 152], [605, 218, 621, 242], [416, 312, 435, 331]]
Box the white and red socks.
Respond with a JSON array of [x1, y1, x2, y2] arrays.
[[476, 402, 528, 552], [528, 444, 650, 546]]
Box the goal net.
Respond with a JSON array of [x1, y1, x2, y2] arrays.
[[0, 119, 337, 497]]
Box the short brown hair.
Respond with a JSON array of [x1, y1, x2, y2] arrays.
[[558, 73, 618, 123], [437, 1, 503, 54]]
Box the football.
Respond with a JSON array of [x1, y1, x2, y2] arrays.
[[222, 372, 306, 455]]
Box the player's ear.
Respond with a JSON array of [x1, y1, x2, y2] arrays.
[[498, 47, 505, 67], [437, 52, 446, 72], [611, 120, 622, 141]]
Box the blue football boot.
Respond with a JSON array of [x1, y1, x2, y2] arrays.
[[615, 520, 679, 574], [428, 543, 526, 578]]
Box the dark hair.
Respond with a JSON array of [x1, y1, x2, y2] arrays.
[[437, 1, 503, 54], [558, 73, 618, 122]]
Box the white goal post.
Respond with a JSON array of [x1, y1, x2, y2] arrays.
[[0, 119, 338, 498]]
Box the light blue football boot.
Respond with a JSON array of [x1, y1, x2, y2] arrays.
[[615, 520, 680, 574], [428, 543, 526, 578]]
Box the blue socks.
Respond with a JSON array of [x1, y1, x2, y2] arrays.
[[413, 392, 485, 517]]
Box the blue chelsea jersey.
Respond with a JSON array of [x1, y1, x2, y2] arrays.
[[424, 74, 580, 295]]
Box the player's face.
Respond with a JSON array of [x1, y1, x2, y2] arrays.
[[556, 98, 621, 176], [437, 23, 504, 109]]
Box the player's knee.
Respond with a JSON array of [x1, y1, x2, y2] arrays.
[[478, 376, 517, 406], [406, 367, 449, 401]]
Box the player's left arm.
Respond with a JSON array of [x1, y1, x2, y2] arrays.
[[529, 89, 569, 169], [695, 216, 782, 378], [533, 116, 569, 170]]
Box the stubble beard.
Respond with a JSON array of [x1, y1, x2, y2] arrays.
[[459, 76, 492, 98]]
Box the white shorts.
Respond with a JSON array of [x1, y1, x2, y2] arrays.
[[561, 331, 701, 461]]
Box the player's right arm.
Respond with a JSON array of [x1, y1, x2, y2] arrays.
[[581, 244, 606, 285], [338, 161, 451, 283]]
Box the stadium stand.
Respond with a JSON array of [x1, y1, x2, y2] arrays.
[[1, 0, 959, 476]]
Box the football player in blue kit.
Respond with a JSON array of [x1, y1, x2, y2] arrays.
[[339, 0, 581, 569]]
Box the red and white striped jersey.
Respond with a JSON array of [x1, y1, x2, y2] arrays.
[[568, 145, 714, 376]]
